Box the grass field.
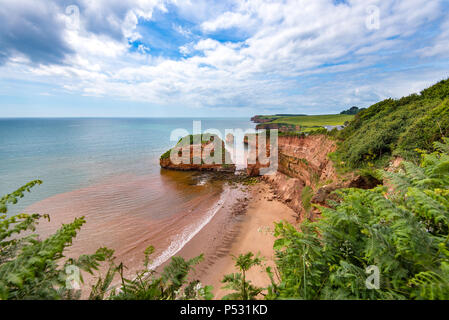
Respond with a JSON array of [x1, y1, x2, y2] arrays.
[[271, 114, 355, 126]]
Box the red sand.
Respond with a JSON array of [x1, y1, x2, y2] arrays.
[[174, 181, 297, 299]]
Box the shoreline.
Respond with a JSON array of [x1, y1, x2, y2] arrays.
[[172, 180, 297, 299], [149, 185, 234, 270], [25, 171, 297, 299]]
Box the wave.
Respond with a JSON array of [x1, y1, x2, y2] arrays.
[[147, 187, 230, 270]]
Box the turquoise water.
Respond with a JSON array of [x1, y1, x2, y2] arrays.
[[0, 118, 253, 215]]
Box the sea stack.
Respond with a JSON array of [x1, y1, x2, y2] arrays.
[[160, 134, 236, 172]]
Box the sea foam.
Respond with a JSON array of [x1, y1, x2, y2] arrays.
[[147, 187, 230, 270]]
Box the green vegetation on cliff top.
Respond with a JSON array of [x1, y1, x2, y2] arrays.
[[270, 114, 354, 127], [254, 114, 354, 133], [335, 78, 449, 168]]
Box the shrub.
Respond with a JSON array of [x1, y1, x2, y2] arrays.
[[268, 138, 449, 300], [336, 79, 449, 168], [0, 181, 113, 300], [221, 252, 263, 300]]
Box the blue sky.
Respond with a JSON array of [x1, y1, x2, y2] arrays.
[[0, 0, 449, 117]]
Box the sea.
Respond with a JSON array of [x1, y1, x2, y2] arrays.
[[0, 117, 253, 271]]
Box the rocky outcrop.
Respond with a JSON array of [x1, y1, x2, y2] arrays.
[[160, 135, 236, 172], [160, 158, 235, 172], [251, 115, 277, 123]]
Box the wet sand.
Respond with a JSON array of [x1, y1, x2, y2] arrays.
[[174, 181, 297, 299]]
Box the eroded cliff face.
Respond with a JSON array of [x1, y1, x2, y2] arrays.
[[261, 135, 337, 218], [250, 134, 380, 220], [160, 158, 235, 172], [277, 135, 336, 183]]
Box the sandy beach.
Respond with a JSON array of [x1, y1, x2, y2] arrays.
[[174, 180, 297, 299]]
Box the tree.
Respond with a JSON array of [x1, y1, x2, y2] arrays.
[[340, 106, 365, 115]]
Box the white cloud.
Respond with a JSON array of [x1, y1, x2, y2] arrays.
[[173, 24, 192, 38], [201, 11, 255, 32], [1, 0, 448, 115]]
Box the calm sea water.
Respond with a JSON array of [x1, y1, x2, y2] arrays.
[[1, 117, 255, 272], [0, 118, 253, 214]]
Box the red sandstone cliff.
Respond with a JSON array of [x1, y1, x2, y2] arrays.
[[248, 134, 380, 220]]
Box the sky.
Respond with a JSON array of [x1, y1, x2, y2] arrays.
[[0, 0, 449, 117]]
